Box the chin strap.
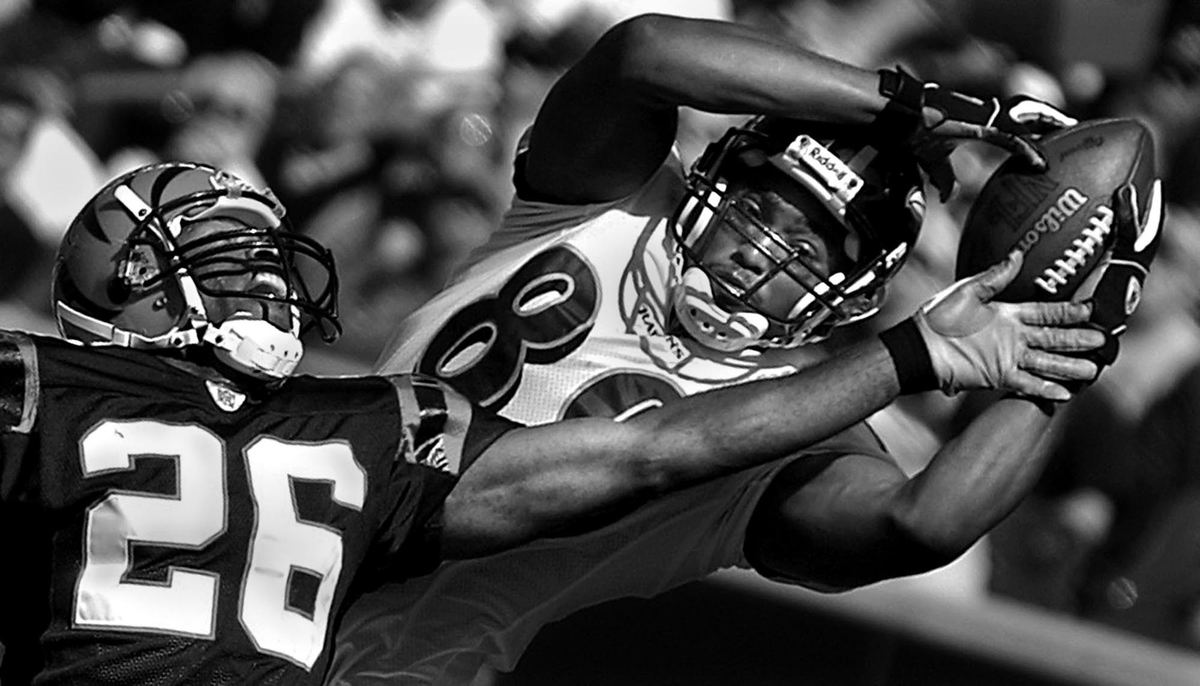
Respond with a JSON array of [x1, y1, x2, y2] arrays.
[[203, 317, 304, 380], [56, 301, 202, 349]]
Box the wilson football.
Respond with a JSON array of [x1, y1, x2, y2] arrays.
[[955, 117, 1156, 301]]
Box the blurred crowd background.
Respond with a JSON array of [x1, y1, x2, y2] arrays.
[[5, 0, 1200, 675]]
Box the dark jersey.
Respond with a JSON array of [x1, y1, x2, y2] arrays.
[[0, 330, 516, 685]]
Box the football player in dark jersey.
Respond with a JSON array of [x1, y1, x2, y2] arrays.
[[0, 160, 1109, 685]]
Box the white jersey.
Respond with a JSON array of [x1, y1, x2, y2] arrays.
[[330, 149, 892, 685], [376, 154, 806, 422]]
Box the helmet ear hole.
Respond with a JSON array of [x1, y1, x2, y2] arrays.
[[159, 279, 187, 320], [106, 278, 131, 305], [736, 148, 769, 168]]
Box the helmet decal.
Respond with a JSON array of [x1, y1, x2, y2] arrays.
[[776, 134, 865, 204]]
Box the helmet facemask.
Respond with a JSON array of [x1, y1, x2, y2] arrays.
[[54, 162, 341, 382], [670, 118, 925, 351]]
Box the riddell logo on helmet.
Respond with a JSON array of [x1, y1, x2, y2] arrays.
[[784, 136, 864, 202], [1016, 187, 1088, 253]]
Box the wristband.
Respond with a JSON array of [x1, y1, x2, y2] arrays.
[[879, 318, 938, 394], [877, 66, 925, 109], [871, 66, 925, 143]]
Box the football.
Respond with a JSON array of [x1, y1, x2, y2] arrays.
[[954, 117, 1157, 301]]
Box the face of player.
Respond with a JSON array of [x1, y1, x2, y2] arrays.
[[179, 218, 295, 334], [696, 166, 851, 323]]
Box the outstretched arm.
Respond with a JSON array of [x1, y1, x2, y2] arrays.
[[442, 338, 898, 557], [743, 184, 1167, 590], [525, 13, 1075, 204], [525, 13, 884, 203], [441, 255, 1106, 558], [744, 394, 1062, 591]]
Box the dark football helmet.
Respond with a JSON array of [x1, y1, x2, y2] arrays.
[[670, 116, 926, 350], [52, 161, 339, 380]]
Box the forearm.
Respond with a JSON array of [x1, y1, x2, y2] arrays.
[[606, 14, 884, 121], [628, 336, 900, 481], [444, 260, 1103, 557], [443, 336, 902, 557], [527, 13, 890, 202], [891, 397, 1060, 556]]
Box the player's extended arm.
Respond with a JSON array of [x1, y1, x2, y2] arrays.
[[743, 190, 1162, 590], [742, 394, 1063, 591], [524, 13, 1073, 204], [525, 13, 885, 203], [441, 256, 1105, 558]]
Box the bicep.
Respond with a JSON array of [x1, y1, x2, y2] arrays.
[[747, 451, 911, 588], [524, 13, 883, 203], [522, 16, 685, 203], [765, 451, 907, 542]]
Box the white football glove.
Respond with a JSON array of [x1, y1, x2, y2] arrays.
[[910, 250, 1104, 400]]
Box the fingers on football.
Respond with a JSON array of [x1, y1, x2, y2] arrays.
[[1007, 98, 1078, 131], [997, 134, 1048, 170], [1020, 349, 1099, 385], [969, 250, 1023, 299], [1014, 300, 1093, 326], [1139, 180, 1165, 253], [1114, 179, 1164, 256], [1024, 325, 1106, 352], [1006, 369, 1073, 402], [1114, 183, 1138, 238]]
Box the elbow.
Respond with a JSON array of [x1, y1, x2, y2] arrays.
[[884, 511, 975, 575], [597, 14, 678, 93]]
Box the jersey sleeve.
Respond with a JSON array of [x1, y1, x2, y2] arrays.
[[389, 373, 521, 476], [0, 330, 39, 503], [366, 373, 521, 580], [806, 420, 896, 466], [495, 127, 686, 251]]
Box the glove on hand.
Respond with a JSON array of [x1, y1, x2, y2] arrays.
[[892, 250, 1104, 400], [873, 65, 1078, 201], [1069, 179, 1165, 375]]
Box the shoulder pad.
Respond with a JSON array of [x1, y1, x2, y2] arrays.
[[0, 330, 37, 433]]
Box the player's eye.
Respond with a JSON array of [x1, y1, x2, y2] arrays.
[[791, 240, 819, 260], [724, 190, 763, 219], [736, 196, 763, 220]]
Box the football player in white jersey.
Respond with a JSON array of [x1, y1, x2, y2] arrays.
[[328, 14, 1157, 685]]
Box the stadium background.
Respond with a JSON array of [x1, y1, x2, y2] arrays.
[[3, 0, 1200, 683]]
